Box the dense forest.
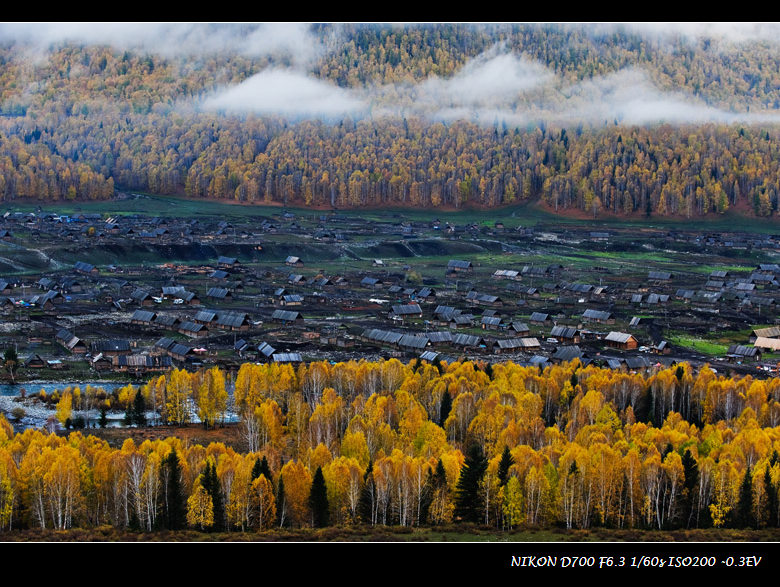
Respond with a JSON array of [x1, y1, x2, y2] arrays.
[[3, 358, 780, 533], [0, 23, 780, 216]]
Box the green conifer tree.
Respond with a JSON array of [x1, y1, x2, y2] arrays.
[[454, 443, 488, 523], [497, 445, 514, 488], [735, 465, 754, 528], [162, 450, 185, 530], [680, 449, 699, 528], [438, 390, 452, 427], [764, 466, 777, 528], [358, 459, 377, 525], [202, 461, 224, 531], [309, 466, 329, 528], [133, 390, 146, 427], [252, 455, 273, 484]]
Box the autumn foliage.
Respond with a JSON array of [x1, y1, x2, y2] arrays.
[[3, 358, 780, 533], [2, 26, 780, 216]]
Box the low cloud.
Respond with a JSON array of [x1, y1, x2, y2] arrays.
[[415, 52, 553, 108], [0, 22, 324, 65], [617, 22, 780, 45], [4, 23, 780, 127], [202, 69, 368, 120], [201, 54, 780, 126], [543, 68, 763, 126]]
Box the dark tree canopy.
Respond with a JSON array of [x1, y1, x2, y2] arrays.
[[309, 466, 329, 528], [453, 443, 488, 524]]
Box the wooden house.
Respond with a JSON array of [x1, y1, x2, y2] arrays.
[[218, 256, 239, 268], [24, 354, 46, 369], [727, 345, 762, 362], [91, 339, 131, 357], [130, 309, 157, 326], [206, 287, 231, 301], [582, 309, 615, 324], [447, 259, 473, 273], [550, 325, 581, 344], [55, 329, 87, 354], [604, 332, 639, 350], [215, 311, 251, 331], [390, 303, 423, 321], [178, 321, 207, 338], [271, 310, 304, 325]]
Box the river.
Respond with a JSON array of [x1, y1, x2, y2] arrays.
[[0, 380, 238, 433]]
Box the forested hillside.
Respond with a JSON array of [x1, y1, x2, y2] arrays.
[[1, 23, 780, 217], [2, 359, 780, 533]]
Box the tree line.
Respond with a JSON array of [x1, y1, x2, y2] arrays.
[[1, 28, 780, 216], [2, 358, 780, 533]]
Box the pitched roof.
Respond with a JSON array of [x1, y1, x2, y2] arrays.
[[605, 331, 636, 344], [426, 331, 453, 343], [398, 334, 430, 349], [206, 287, 229, 298], [131, 309, 156, 322], [552, 346, 583, 362], [727, 344, 760, 357], [452, 333, 481, 347], [91, 339, 130, 353], [272, 310, 303, 321], [273, 353, 303, 363], [179, 321, 205, 333], [447, 259, 472, 269], [753, 337, 780, 351], [257, 342, 276, 357], [362, 329, 404, 345], [551, 325, 579, 338], [195, 310, 218, 323], [215, 311, 249, 328], [495, 337, 540, 349], [392, 303, 422, 315]]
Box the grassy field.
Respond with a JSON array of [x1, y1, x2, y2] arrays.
[[3, 524, 780, 542], [668, 334, 729, 356], [8, 194, 780, 234]]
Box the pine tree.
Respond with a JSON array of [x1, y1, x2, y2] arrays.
[[252, 455, 273, 484], [735, 465, 754, 528], [162, 450, 185, 530], [202, 460, 224, 531], [309, 466, 329, 528], [483, 362, 493, 379], [764, 466, 777, 528], [680, 449, 699, 528], [133, 390, 147, 427], [358, 459, 377, 525], [454, 442, 488, 524], [497, 445, 514, 488], [438, 390, 452, 427]]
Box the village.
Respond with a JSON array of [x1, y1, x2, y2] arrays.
[[0, 201, 779, 387]]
